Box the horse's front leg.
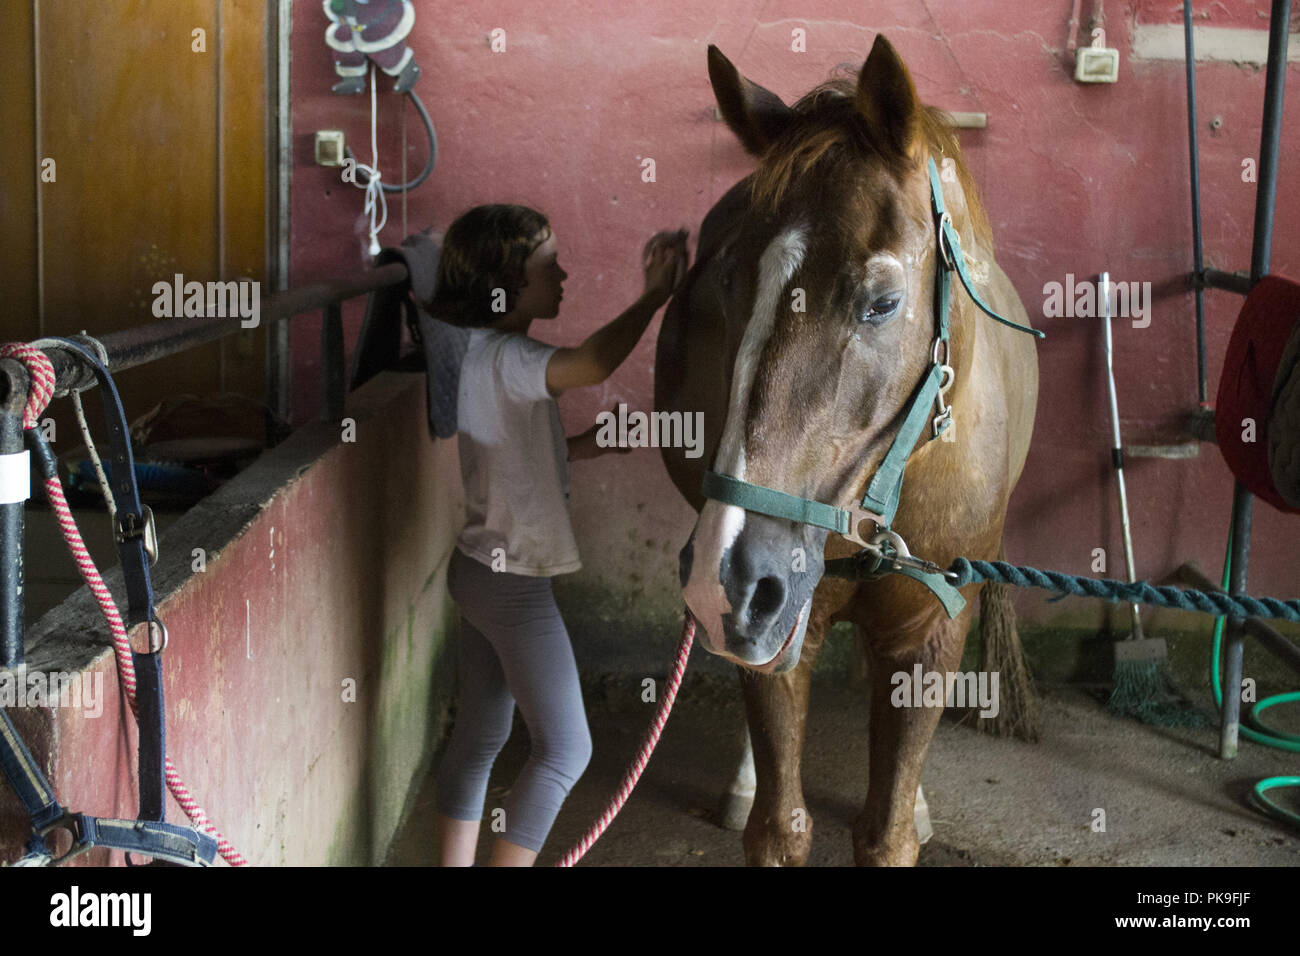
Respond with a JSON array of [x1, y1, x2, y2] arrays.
[[718, 723, 756, 831], [855, 610, 971, 866], [737, 614, 826, 867]]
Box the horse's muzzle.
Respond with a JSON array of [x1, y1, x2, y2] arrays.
[[679, 505, 824, 671]]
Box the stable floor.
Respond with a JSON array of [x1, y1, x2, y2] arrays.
[[388, 673, 1300, 867]]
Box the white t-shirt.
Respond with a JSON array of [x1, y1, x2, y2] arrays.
[[455, 328, 582, 576]]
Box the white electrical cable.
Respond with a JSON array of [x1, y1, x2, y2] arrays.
[[349, 63, 388, 257]]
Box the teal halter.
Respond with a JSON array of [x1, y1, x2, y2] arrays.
[[700, 157, 1044, 617]]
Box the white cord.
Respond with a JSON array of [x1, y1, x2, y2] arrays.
[[71, 390, 117, 521], [349, 63, 388, 257]]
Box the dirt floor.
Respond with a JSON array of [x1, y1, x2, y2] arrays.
[[388, 671, 1300, 867]]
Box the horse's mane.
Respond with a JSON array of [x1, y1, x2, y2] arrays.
[[748, 75, 992, 248]]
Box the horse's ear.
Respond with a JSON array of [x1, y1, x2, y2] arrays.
[[855, 35, 922, 162], [708, 45, 793, 156]]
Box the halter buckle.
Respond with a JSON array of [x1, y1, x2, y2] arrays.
[[937, 211, 958, 271], [114, 506, 158, 566]]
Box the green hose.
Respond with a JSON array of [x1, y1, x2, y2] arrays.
[[1209, 525, 1300, 828]]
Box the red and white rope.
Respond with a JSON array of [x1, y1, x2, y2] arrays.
[[556, 613, 695, 867], [1, 343, 246, 866]]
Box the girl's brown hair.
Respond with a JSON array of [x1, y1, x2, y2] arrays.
[[430, 204, 551, 327]]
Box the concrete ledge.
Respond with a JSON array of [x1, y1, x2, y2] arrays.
[[1, 372, 464, 865], [1133, 24, 1300, 64]]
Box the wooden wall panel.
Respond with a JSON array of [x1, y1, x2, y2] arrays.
[[17, 0, 268, 437], [0, 3, 39, 344]]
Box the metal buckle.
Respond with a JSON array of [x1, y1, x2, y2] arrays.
[[937, 211, 957, 270], [114, 506, 158, 566], [128, 616, 169, 655], [38, 812, 92, 866]]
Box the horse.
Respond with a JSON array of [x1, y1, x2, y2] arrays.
[[654, 35, 1039, 866]]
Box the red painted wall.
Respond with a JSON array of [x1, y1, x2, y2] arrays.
[[288, 1, 1300, 632]]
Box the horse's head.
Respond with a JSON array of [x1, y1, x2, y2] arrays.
[[681, 36, 986, 673]]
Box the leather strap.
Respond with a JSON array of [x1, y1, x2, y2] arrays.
[[700, 470, 850, 535], [860, 363, 945, 526], [78, 815, 217, 867], [47, 341, 165, 828], [928, 159, 1044, 340], [0, 707, 63, 830]]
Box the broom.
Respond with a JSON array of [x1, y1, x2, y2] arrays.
[[1099, 272, 1206, 726]]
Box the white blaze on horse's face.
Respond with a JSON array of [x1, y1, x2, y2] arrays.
[[683, 225, 808, 660]]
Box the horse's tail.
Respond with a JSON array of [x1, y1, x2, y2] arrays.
[[976, 546, 1040, 742]]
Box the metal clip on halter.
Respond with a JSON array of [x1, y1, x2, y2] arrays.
[[930, 339, 955, 439], [864, 529, 960, 583]]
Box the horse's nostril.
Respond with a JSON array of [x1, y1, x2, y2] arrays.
[[749, 575, 785, 626]]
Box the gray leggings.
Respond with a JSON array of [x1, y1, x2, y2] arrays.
[[437, 547, 593, 853]]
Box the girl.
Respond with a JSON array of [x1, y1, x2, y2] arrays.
[[431, 204, 686, 866]]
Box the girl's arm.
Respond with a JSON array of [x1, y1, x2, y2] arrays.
[[546, 233, 688, 396]]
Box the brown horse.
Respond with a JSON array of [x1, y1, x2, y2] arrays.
[[654, 36, 1038, 866]]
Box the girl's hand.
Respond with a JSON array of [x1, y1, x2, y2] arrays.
[[642, 229, 689, 307], [568, 406, 636, 461]]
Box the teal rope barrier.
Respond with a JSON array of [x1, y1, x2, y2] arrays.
[[949, 558, 1300, 623]]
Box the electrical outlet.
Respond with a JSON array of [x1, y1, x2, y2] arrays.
[[1075, 46, 1120, 83], [314, 130, 346, 166]]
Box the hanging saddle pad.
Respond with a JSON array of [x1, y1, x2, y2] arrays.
[[349, 230, 468, 439], [415, 307, 469, 439], [1215, 275, 1300, 513]]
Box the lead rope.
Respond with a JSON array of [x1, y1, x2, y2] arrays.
[[556, 614, 694, 866], [0, 343, 246, 866]]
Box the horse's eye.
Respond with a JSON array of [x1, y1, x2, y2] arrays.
[[857, 295, 901, 324]]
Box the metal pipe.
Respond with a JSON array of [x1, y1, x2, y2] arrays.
[[42, 261, 409, 394], [1184, 406, 1217, 443], [268, 0, 294, 428], [1200, 269, 1252, 296], [1183, 1, 1208, 404], [1220, 481, 1252, 759], [0, 360, 29, 669], [1101, 273, 1144, 640], [1251, 0, 1290, 284], [1219, 0, 1290, 760]]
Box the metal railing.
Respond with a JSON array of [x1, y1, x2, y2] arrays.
[[0, 259, 412, 668]]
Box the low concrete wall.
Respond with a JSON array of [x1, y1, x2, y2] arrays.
[[0, 372, 462, 865]]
